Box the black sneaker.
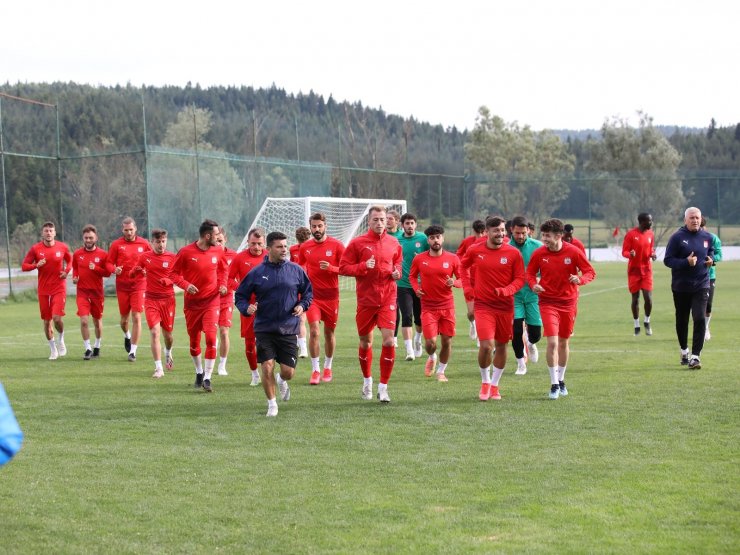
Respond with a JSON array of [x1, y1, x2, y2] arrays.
[[83, 349, 93, 361], [688, 356, 701, 370], [92, 347, 100, 358], [644, 323, 652, 336], [202, 378, 213, 392], [559, 381, 568, 396], [680, 353, 689, 365], [128, 352, 136, 363], [634, 326, 641, 336], [194, 373, 204, 389], [124, 337, 131, 353]]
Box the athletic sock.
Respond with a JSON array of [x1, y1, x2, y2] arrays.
[[491, 366, 505, 386], [130, 344, 138, 355], [379, 345, 395, 384], [479, 366, 491, 383], [192, 355, 203, 373], [297, 337, 307, 350], [83, 339, 91, 350], [204, 359, 215, 380], [548, 366, 558, 385], [644, 315, 651, 324], [359, 346, 373, 378], [633, 318, 640, 327], [311, 357, 320, 371], [251, 369, 260, 380], [436, 361, 448, 374], [154, 360, 163, 371], [124, 331, 131, 340], [404, 339, 413, 352], [218, 356, 227, 370], [557, 365, 566, 382], [324, 356, 333, 369], [94, 338, 102, 348]]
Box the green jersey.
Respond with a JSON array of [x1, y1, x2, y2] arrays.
[[397, 231, 428, 288], [511, 236, 543, 302]]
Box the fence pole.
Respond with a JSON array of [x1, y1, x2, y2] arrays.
[[0, 96, 12, 296], [55, 102, 64, 240]]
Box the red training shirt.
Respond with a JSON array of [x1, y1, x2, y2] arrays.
[[72, 246, 110, 298], [526, 242, 596, 310], [461, 242, 525, 312], [298, 236, 346, 301], [22, 241, 72, 296], [108, 236, 151, 293], [172, 242, 228, 310], [409, 250, 462, 311]]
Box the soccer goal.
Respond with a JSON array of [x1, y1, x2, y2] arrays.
[[238, 197, 407, 252]]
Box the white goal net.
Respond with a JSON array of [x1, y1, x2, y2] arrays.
[[238, 197, 407, 289]]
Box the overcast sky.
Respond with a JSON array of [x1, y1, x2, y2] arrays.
[[2, 0, 735, 131]]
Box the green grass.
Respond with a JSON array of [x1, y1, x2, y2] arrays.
[[1, 263, 738, 554]]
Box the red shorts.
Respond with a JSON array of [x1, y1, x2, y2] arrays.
[[145, 296, 176, 332], [540, 304, 576, 339], [117, 289, 145, 315], [473, 308, 513, 344], [240, 313, 255, 339], [421, 308, 456, 338], [219, 302, 233, 328], [356, 304, 397, 337], [306, 298, 339, 329], [628, 274, 653, 294], [76, 294, 104, 319], [184, 305, 220, 338], [39, 293, 66, 320]]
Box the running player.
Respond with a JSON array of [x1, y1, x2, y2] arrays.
[[215, 228, 238, 376], [71, 225, 110, 360], [107, 217, 150, 361], [701, 216, 722, 341], [228, 228, 266, 386], [409, 225, 462, 382], [172, 219, 229, 393], [526, 218, 596, 399], [456, 219, 486, 341], [291, 226, 311, 358], [396, 212, 428, 360], [339, 205, 402, 403], [621, 213, 657, 336], [461, 216, 525, 401], [130, 229, 186, 378], [298, 213, 346, 385], [21, 221, 72, 360]]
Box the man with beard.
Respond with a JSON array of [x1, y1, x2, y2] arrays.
[[298, 213, 346, 385]]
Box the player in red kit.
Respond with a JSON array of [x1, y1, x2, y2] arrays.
[[456, 219, 486, 342], [409, 225, 462, 382], [621, 212, 657, 336], [107, 217, 151, 362], [461, 216, 525, 401], [339, 206, 402, 403], [22, 221, 72, 360], [229, 228, 266, 387], [291, 226, 311, 358], [71, 225, 110, 360], [173, 219, 229, 393], [527, 218, 596, 400], [130, 229, 187, 379], [215, 228, 238, 376], [298, 212, 346, 385]]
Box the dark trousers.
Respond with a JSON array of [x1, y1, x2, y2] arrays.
[[672, 289, 709, 356], [512, 319, 541, 359]]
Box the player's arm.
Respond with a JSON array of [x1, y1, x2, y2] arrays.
[[497, 252, 526, 296], [234, 275, 257, 316], [21, 247, 38, 272], [663, 236, 689, 269], [575, 251, 596, 286], [713, 236, 722, 264], [525, 252, 541, 291], [217, 253, 229, 294], [326, 242, 346, 274], [338, 243, 368, 277], [621, 233, 632, 259], [296, 268, 313, 312], [409, 258, 421, 296]]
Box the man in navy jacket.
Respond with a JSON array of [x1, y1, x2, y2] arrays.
[[664, 207, 715, 369], [235, 231, 313, 417]]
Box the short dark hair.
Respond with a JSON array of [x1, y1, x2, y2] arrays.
[[527, 222, 535, 231], [81, 224, 97, 235], [42, 221, 56, 230], [511, 216, 528, 229], [540, 219, 565, 234], [295, 226, 311, 243], [472, 219, 485, 233], [424, 225, 444, 237], [485, 216, 506, 229], [151, 228, 168, 240], [563, 223, 575, 233], [400, 212, 417, 224], [199, 219, 219, 238], [248, 227, 265, 239], [637, 212, 651, 223], [700, 216, 707, 227], [266, 231, 287, 247], [309, 212, 326, 223]]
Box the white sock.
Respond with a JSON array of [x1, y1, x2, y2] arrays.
[[204, 359, 215, 380], [413, 331, 422, 343], [644, 315, 651, 324], [83, 339, 91, 350], [479, 366, 491, 383], [154, 360, 163, 370], [192, 355, 203, 373], [548, 366, 558, 385], [429, 353, 438, 361], [437, 361, 447, 374], [49, 338, 57, 349], [324, 356, 333, 369], [130, 344, 138, 355], [124, 331, 131, 339], [363, 376, 373, 387], [251, 369, 260, 379], [491, 366, 505, 386], [297, 337, 307, 349], [276, 374, 284, 386], [311, 357, 320, 371], [634, 319, 640, 327], [404, 339, 413, 352], [705, 316, 711, 329], [94, 338, 101, 348], [218, 356, 227, 370], [58, 331, 65, 343], [557, 365, 566, 382], [267, 398, 277, 408], [681, 348, 689, 356], [516, 357, 526, 367], [165, 348, 172, 359], [378, 382, 387, 393]]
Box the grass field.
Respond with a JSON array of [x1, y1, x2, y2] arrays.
[[1, 262, 738, 554]]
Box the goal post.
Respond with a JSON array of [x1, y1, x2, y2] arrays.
[[237, 197, 408, 252]]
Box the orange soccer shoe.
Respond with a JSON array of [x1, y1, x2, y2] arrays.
[[489, 385, 501, 400], [309, 370, 321, 385], [321, 368, 333, 382], [424, 357, 435, 377], [479, 383, 491, 401]]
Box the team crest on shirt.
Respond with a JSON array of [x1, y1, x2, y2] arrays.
[[500, 257, 508, 264], [211, 257, 217, 264], [326, 250, 332, 256], [442, 262, 449, 268], [94, 257, 100, 263], [55, 251, 62, 258], [137, 247, 144, 252], [163, 262, 169, 268], [703, 241, 708, 248], [564, 257, 572, 264], [415, 242, 421, 248], [389, 304, 396, 310]]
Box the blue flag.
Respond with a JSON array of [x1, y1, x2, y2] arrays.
[[0, 383, 23, 466]]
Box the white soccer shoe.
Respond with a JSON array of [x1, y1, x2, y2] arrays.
[[378, 389, 391, 403], [299, 347, 308, 359], [361, 382, 373, 400], [250, 374, 261, 387], [48, 348, 59, 361], [217, 366, 228, 376], [152, 368, 164, 379], [57, 341, 67, 357], [405, 350, 415, 362], [515, 362, 527, 376], [527, 342, 539, 364], [279, 380, 291, 401], [266, 405, 278, 417]]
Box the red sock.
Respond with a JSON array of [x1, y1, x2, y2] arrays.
[[359, 346, 372, 378], [245, 339, 257, 370], [379, 345, 395, 384]]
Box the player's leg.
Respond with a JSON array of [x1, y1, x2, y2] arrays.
[[398, 288, 415, 360], [672, 291, 691, 364], [642, 288, 653, 335], [50, 293, 67, 356], [435, 308, 456, 382], [117, 290, 132, 354], [241, 314, 260, 385], [704, 278, 715, 340], [412, 294, 423, 357], [377, 325, 396, 403], [474, 309, 495, 400], [307, 303, 322, 384], [512, 317, 527, 374], [260, 356, 279, 416], [421, 310, 438, 377], [688, 288, 709, 368], [150, 323, 165, 378]]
